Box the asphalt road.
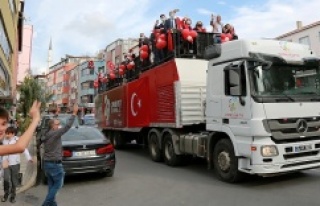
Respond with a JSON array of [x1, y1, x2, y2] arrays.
[[12, 144, 320, 206]]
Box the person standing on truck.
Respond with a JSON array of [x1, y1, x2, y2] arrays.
[[41, 104, 78, 206], [210, 14, 224, 43]]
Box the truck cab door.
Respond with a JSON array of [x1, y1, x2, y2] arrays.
[[221, 61, 252, 137]]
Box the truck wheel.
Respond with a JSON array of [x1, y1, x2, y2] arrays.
[[112, 132, 125, 149], [148, 132, 163, 162], [163, 133, 182, 166], [213, 139, 243, 183]]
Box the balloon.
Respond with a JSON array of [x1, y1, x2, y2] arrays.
[[140, 45, 149, 52], [221, 33, 232, 43], [155, 32, 160, 39], [127, 61, 135, 70], [119, 68, 124, 76], [93, 79, 99, 88], [182, 29, 190, 39], [102, 77, 108, 83], [159, 34, 166, 40], [119, 64, 126, 70], [156, 39, 167, 49], [186, 35, 193, 43], [190, 30, 198, 38], [109, 72, 116, 80], [140, 50, 149, 59]]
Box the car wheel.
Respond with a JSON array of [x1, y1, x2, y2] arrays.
[[148, 132, 163, 162], [213, 139, 244, 183], [163, 133, 182, 166]]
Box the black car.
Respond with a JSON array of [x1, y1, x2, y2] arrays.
[[36, 114, 115, 183]]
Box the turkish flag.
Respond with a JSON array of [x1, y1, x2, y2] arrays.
[[127, 77, 149, 127]]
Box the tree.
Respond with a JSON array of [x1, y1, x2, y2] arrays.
[[18, 76, 53, 132]]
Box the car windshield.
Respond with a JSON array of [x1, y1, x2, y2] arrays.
[[250, 63, 320, 97], [62, 127, 105, 141]]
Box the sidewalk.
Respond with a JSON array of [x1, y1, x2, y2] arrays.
[[0, 137, 38, 196]]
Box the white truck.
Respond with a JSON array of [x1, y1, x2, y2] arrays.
[[96, 39, 320, 182]]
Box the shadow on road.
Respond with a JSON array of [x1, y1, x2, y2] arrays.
[[115, 143, 320, 188]]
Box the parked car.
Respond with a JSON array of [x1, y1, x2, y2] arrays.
[[81, 114, 97, 127], [36, 114, 115, 184]]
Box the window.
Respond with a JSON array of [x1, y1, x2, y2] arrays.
[[0, 17, 12, 60], [299, 36, 310, 47]]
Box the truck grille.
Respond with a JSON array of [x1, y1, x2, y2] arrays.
[[266, 117, 320, 142]]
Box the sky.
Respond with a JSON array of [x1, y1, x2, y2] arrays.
[[25, 0, 320, 74]]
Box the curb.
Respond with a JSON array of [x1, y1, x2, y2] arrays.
[[17, 138, 38, 194]]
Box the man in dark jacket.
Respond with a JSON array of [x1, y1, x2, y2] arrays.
[[41, 104, 78, 206]]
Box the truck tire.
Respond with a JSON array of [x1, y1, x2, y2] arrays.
[[111, 132, 126, 149], [163, 133, 183, 166], [148, 132, 163, 162], [213, 138, 243, 183]]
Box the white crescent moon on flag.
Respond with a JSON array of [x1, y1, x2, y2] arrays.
[[131, 93, 138, 116]]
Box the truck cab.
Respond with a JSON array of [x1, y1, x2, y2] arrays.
[[205, 40, 320, 180]]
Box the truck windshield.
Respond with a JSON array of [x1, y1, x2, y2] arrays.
[[250, 63, 320, 101]]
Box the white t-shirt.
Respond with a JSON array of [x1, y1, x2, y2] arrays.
[[2, 136, 32, 166]]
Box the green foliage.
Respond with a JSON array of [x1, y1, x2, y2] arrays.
[[18, 76, 53, 132]]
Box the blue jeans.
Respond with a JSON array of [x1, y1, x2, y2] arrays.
[[42, 162, 65, 206]]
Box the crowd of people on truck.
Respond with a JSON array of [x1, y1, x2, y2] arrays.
[[94, 9, 238, 91]]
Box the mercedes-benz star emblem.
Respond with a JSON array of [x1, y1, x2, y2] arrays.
[[296, 119, 308, 133]]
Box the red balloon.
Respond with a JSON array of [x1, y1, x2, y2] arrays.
[[182, 29, 190, 39], [102, 77, 108, 83], [127, 61, 135, 70], [119, 64, 126, 70], [140, 45, 149, 52], [155, 33, 160, 39], [156, 39, 167, 49], [119, 68, 124, 76], [190, 30, 198, 38], [140, 50, 149, 59], [221, 33, 232, 43], [159, 34, 166, 40], [93, 79, 99, 88], [186, 35, 193, 43], [109, 72, 116, 80]]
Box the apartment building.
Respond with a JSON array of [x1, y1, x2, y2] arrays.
[[77, 60, 105, 114], [0, 0, 24, 112], [105, 38, 138, 65], [276, 21, 320, 56], [47, 55, 88, 112]]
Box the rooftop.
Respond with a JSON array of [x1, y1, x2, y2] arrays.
[[276, 21, 320, 39]]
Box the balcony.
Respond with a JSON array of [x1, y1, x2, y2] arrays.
[[80, 88, 95, 97], [80, 74, 96, 83]]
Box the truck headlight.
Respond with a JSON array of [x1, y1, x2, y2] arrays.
[[261, 145, 278, 157]]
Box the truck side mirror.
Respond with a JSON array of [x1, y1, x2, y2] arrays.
[[224, 63, 245, 96]]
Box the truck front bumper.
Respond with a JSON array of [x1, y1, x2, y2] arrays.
[[244, 137, 320, 175]]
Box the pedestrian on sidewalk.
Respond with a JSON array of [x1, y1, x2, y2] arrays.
[[41, 104, 78, 206], [0, 101, 41, 156], [1, 127, 34, 203]]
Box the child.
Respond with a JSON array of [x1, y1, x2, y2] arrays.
[[1, 127, 33, 203]]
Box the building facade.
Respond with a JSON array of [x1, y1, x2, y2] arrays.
[[0, 0, 24, 112], [77, 60, 105, 114], [17, 24, 33, 84], [105, 38, 138, 65], [46, 56, 88, 112], [276, 21, 320, 56]]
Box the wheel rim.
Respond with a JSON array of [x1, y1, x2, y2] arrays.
[[165, 139, 174, 160], [217, 151, 231, 172]]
